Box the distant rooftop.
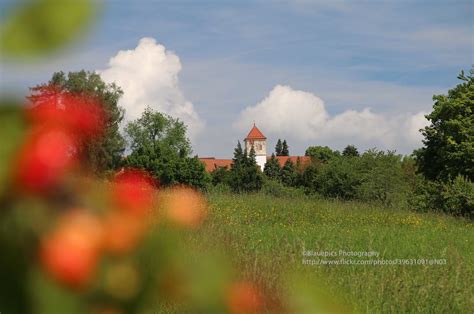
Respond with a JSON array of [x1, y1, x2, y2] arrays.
[[245, 124, 266, 140]]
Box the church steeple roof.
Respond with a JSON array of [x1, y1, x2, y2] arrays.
[[245, 123, 266, 140]]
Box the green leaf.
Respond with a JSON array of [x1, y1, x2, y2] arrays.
[[0, 104, 25, 198], [0, 0, 98, 58], [30, 269, 85, 314]]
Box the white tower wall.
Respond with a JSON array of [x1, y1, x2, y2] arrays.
[[245, 139, 266, 156], [256, 155, 266, 171]]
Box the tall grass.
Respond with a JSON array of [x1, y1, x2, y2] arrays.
[[192, 191, 473, 312]]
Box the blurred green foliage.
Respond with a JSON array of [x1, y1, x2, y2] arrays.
[[0, 0, 98, 59], [0, 104, 25, 197]]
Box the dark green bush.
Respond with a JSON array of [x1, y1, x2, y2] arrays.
[[305, 150, 411, 207], [440, 175, 474, 217], [411, 175, 474, 218], [210, 167, 232, 186], [280, 159, 298, 187], [408, 176, 440, 212], [314, 156, 361, 199]]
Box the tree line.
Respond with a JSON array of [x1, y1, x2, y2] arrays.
[[210, 69, 473, 217], [28, 69, 473, 218]]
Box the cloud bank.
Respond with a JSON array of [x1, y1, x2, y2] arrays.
[[98, 37, 204, 138], [234, 85, 428, 152]]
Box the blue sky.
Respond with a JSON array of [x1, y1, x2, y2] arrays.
[[1, 0, 472, 157]]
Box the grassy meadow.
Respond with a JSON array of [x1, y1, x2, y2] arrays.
[[187, 191, 473, 313]]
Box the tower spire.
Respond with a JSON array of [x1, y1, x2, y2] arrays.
[[244, 124, 267, 171]]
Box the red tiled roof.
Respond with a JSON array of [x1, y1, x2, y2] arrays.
[[268, 156, 311, 168], [245, 124, 266, 140], [199, 158, 233, 172], [199, 156, 310, 172]]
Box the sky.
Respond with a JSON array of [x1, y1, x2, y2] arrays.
[[1, 0, 473, 157]]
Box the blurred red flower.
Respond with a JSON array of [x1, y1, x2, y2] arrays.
[[102, 212, 146, 255], [227, 281, 263, 314], [112, 169, 157, 217], [27, 86, 105, 140], [15, 86, 107, 193], [164, 186, 208, 228], [39, 211, 103, 289], [15, 128, 76, 193]]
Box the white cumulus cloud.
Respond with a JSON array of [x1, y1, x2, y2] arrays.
[[234, 85, 428, 152], [98, 37, 204, 138]]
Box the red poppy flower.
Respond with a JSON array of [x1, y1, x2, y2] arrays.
[[112, 169, 157, 217], [15, 128, 76, 193]]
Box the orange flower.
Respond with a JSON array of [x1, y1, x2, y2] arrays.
[[102, 212, 146, 255], [227, 281, 263, 314], [39, 211, 103, 289], [164, 186, 207, 228]]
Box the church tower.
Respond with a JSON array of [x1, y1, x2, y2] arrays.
[[244, 124, 267, 171]]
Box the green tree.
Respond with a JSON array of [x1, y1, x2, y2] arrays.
[[281, 140, 289, 156], [280, 158, 297, 187], [174, 156, 210, 189], [210, 166, 231, 186], [264, 153, 280, 180], [230, 142, 262, 192], [342, 145, 359, 157], [305, 146, 340, 162], [29, 70, 125, 174], [275, 139, 283, 156], [314, 157, 361, 199], [356, 150, 408, 206], [301, 161, 321, 191], [246, 146, 264, 190], [294, 157, 306, 186], [414, 69, 474, 181], [125, 107, 190, 155], [309, 149, 410, 205], [124, 108, 208, 189], [232, 141, 245, 167], [411, 175, 474, 218], [247, 145, 257, 167]]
